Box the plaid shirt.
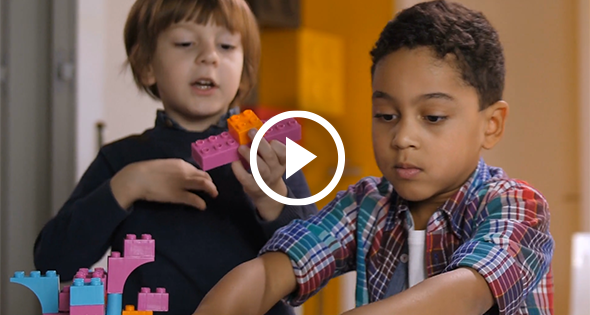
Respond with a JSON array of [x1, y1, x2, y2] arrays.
[[260, 159, 554, 315]]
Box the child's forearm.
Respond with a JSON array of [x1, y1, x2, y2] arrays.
[[194, 252, 297, 315], [344, 267, 493, 315], [254, 181, 289, 221]]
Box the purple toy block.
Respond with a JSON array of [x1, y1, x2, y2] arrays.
[[59, 286, 70, 312], [263, 118, 301, 144], [137, 287, 169, 312], [124, 234, 155, 258], [70, 304, 104, 315], [191, 132, 240, 171], [107, 252, 154, 294]]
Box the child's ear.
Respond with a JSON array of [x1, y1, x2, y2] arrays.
[[141, 64, 156, 86], [482, 100, 509, 150]]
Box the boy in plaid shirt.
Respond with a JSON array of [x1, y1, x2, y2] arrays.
[[192, 1, 554, 314]]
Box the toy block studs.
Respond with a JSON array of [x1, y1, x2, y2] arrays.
[[227, 109, 263, 145]]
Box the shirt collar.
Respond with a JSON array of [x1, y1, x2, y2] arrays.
[[387, 158, 497, 236], [155, 107, 241, 131]]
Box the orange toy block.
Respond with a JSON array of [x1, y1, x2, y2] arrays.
[[227, 109, 263, 145], [122, 305, 152, 315]]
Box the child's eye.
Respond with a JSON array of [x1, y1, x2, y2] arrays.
[[175, 42, 194, 48], [373, 113, 397, 122], [220, 44, 236, 50], [424, 115, 447, 123]]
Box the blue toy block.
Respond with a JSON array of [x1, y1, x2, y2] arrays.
[[10, 270, 60, 314], [106, 293, 123, 315], [70, 277, 105, 306]]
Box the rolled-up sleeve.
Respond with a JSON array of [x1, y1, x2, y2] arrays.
[[445, 183, 554, 315], [259, 186, 360, 306]]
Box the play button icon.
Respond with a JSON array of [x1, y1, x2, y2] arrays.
[[286, 138, 316, 179], [250, 110, 345, 206]]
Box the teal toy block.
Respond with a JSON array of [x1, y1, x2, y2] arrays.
[[10, 270, 60, 314], [70, 277, 105, 306], [106, 293, 122, 315]]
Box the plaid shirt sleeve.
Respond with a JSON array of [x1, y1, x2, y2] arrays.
[[258, 182, 364, 306], [445, 180, 554, 315]]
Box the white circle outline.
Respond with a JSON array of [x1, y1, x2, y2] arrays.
[[250, 111, 345, 206]]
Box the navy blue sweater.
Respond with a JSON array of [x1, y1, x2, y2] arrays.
[[34, 111, 317, 315]]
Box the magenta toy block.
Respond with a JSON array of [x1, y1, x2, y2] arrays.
[[107, 252, 154, 294], [70, 304, 104, 315], [137, 287, 169, 312], [59, 286, 70, 312], [75, 267, 106, 284], [124, 234, 155, 258], [191, 132, 240, 171], [90, 267, 106, 279], [263, 118, 301, 144]]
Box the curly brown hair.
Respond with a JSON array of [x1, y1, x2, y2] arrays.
[[370, 0, 505, 109], [124, 0, 261, 107]]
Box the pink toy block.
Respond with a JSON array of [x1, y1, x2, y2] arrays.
[[106, 234, 155, 294], [70, 304, 104, 315], [124, 234, 155, 258], [59, 286, 70, 312], [107, 252, 154, 294], [263, 118, 301, 143], [192, 119, 303, 171], [75, 267, 107, 284], [191, 132, 240, 171], [137, 287, 169, 312], [90, 268, 106, 279], [75, 269, 107, 298]]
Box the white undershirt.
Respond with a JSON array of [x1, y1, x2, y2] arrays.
[[408, 215, 427, 288]]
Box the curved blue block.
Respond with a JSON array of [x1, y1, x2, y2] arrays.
[[10, 270, 59, 314]]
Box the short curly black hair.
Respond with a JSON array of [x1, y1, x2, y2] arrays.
[[370, 0, 505, 109]]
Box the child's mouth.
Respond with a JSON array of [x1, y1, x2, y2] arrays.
[[395, 167, 421, 179], [394, 163, 422, 179], [191, 79, 217, 90]]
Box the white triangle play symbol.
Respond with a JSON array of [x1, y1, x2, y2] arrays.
[[286, 138, 317, 179]]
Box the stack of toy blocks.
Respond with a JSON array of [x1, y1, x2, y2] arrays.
[[191, 109, 302, 171], [10, 233, 169, 315], [70, 277, 105, 315], [106, 234, 155, 315]]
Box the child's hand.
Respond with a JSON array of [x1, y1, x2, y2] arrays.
[[111, 159, 218, 210], [231, 129, 288, 221]]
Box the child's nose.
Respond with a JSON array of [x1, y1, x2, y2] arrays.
[[392, 120, 419, 150], [196, 44, 219, 65]]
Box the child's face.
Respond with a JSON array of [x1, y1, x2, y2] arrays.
[[371, 47, 491, 204], [144, 21, 244, 121]]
